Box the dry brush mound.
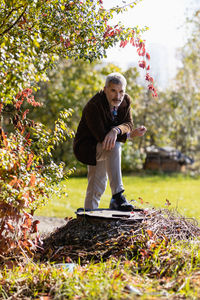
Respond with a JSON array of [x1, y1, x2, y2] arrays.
[[36, 208, 200, 273]]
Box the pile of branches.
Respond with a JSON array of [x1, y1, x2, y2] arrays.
[[36, 208, 200, 265], [142, 208, 200, 240]]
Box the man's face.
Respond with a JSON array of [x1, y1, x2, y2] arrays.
[[104, 83, 125, 107]]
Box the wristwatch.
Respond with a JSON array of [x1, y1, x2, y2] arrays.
[[115, 127, 121, 135]]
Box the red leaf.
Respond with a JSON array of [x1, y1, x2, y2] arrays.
[[145, 73, 154, 82], [27, 153, 34, 169], [146, 230, 153, 238], [22, 109, 29, 120], [25, 217, 32, 228], [146, 52, 151, 60], [120, 40, 128, 48], [32, 220, 40, 233], [1, 130, 8, 147], [30, 174, 36, 187], [130, 37, 135, 46], [9, 177, 18, 187], [0, 103, 3, 113], [165, 199, 171, 206], [25, 133, 30, 140], [139, 60, 146, 69], [137, 46, 146, 56], [138, 197, 143, 204], [6, 222, 15, 233], [23, 191, 30, 200]]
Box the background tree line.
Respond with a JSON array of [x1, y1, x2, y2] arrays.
[[31, 5, 200, 176]]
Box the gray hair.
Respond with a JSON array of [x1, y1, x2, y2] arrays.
[[105, 72, 127, 88]]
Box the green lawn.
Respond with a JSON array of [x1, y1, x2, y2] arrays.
[[36, 174, 200, 221]]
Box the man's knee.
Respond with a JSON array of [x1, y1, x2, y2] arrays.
[[110, 142, 121, 156], [96, 141, 121, 161]]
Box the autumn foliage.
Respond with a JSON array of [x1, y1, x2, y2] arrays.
[[0, 91, 74, 260], [0, 116, 42, 257], [102, 25, 157, 96]]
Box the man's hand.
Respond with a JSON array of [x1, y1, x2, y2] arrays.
[[129, 126, 147, 138], [102, 128, 118, 150]]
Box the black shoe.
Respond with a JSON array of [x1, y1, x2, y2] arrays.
[[109, 191, 134, 211]]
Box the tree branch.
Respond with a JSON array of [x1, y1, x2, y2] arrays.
[[0, 6, 24, 28], [108, 0, 141, 11], [0, 6, 27, 36]]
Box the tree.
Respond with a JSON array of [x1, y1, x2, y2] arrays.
[[0, 0, 153, 105], [166, 9, 200, 157]]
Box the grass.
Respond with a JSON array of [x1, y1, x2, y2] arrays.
[[1, 241, 200, 299], [36, 173, 200, 222]]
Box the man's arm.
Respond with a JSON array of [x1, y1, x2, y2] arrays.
[[117, 102, 133, 135], [102, 127, 118, 150]]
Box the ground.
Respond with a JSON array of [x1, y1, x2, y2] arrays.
[[34, 216, 66, 235]]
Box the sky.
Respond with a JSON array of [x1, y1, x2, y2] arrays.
[[102, 0, 198, 88]]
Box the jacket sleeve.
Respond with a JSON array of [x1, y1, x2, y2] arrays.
[[117, 106, 133, 134], [117, 95, 133, 135]]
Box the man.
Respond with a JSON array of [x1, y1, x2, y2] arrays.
[[73, 72, 146, 211]]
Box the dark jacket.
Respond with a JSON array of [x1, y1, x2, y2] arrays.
[[73, 90, 133, 165]]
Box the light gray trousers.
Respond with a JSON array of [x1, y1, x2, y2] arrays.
[[84, 142, 124, 209]]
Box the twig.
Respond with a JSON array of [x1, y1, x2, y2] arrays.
[[0, 6, 24, 29], [0, 6, 27, 36], [107, 0, 142, 11]]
